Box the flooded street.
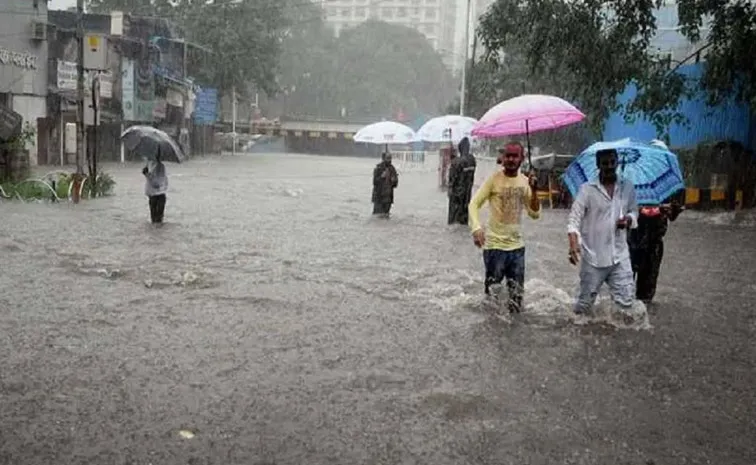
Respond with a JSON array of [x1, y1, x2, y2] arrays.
[[1, 153, 754, 465]]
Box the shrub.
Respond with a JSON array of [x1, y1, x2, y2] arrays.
[[0, 171, 116, 201]]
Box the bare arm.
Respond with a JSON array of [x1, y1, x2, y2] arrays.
[[523, 180, 541, 219]]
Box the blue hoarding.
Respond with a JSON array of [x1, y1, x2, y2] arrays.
[[193, 87, 218, 125]]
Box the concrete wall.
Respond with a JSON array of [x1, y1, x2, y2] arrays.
[[0, 0, 49, 165]]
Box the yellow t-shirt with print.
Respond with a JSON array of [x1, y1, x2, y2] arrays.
[[468, 171, 540, 251]]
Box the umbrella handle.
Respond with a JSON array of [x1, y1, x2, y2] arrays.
[[525, 119, 533, 168]]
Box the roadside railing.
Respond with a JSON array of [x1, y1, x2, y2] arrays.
[[0, 171, 89, 202]]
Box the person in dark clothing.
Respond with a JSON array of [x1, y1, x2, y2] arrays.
[[372, 152, 399, 218], [628, 199, 684, 303], [447, 137, 477, 225]]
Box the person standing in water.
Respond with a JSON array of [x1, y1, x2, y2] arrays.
[[142, 150, 168, 224], [447, 137, 477, 225], [628, 198, 683, 304], [469, 142, 540, 313], [372, 152, 398, 218], [567, 148, 638, 316]]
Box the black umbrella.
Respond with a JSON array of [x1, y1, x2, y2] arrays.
[[121, 125, 186, 163]]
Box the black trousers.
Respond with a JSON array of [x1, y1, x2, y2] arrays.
[[633, 241, 664, 302], [447, 195, 469, 225], [373, 201, 392, 216], [148, 194, 166, 223]]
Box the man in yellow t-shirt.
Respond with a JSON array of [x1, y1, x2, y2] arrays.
[[468, 142, 541, 313]]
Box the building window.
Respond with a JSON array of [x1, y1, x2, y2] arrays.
[[425, 8, 436, 19], [355, 6, 365, 17], [397, 7, 406, 17], [341, 8, 351, 17], [382, 7, 393, 19]]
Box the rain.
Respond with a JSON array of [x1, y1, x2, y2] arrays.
[[1, 0, 755, 464]]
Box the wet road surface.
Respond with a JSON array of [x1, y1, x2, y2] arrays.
[[1, 153, 755, 465]]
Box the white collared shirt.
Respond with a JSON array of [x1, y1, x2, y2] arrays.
[[567, 180, 638, 268]]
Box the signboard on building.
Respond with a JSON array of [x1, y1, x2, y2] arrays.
[[0, 47, 38, 70], [153, 99, 167, 119], [121, 59, 135, 120], [57, 60, 113, 98], [193, 87, 218, 125], [84, 34, 108, 70], [57, 60, 77, 90]]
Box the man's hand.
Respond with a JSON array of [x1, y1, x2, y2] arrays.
[[472, 229, 485, 248], [528, 171, 538, 189], [568, 232, 580, 265], [568, 244, 580, 265], [616, 215, 631, 229]]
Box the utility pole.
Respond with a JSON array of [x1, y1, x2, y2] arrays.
[[459, 0, 472, 117], [231, 86, 237, 156], [72, 0, 85, 203]]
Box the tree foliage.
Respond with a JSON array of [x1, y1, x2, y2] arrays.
[[476, 0, 686, 137], [446, 49, 593, 153], [475, 0, 755, 138], [87, 0, 291, 95], [677, 0, 756, 109], [277, 19, 457, 121]]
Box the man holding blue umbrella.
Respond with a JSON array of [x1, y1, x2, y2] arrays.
[[567, 148, 638, 316]]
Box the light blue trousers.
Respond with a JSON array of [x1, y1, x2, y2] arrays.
[[575, 257, 635, 314]]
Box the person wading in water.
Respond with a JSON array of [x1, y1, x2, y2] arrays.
[[567, 148, 639, 317], [372, 152, 399, 218], [142, 150, 168, 224], [468, 142, 540, 314], [629, 198, 683, 304], [447, 137, 477, 225]]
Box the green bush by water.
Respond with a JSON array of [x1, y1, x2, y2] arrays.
[[0, 172, 116, 201]]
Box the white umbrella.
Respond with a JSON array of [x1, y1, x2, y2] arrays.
[[417, 115, 477, 144], [354, 121, 417, 148]]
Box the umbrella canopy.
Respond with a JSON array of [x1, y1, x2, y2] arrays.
[[121, 125, 186, 163], [417, 115, 477, 144], [471, 94, 586, 138], [353, 121, 417, 145], [563, 138, 685, 205]]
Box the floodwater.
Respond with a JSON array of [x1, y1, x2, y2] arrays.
[[1, 153, 754, 465]]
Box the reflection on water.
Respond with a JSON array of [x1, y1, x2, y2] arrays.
[[0, 153, 754, 464]]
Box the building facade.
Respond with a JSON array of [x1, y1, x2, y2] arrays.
[[0, 0, 49, 165], [320, 0, 458, 70]]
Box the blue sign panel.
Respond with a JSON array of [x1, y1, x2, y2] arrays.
[[193, 87, 218, 125]]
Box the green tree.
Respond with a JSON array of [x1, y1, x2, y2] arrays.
[[476, 0, 755, 138], [677, 0, 756, 108], [87, 0, 290, 96], [277, 19, 457, 121], [336, 20, 455, 120], [276, 0, 338, 118]]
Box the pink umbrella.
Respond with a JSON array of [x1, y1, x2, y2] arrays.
[[471, 94, 586, 165]]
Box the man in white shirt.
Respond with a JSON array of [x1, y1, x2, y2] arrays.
[[567, 148, 638, 315]]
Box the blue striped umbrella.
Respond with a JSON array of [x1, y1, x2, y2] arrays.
[[563, 138, 685, 205]]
